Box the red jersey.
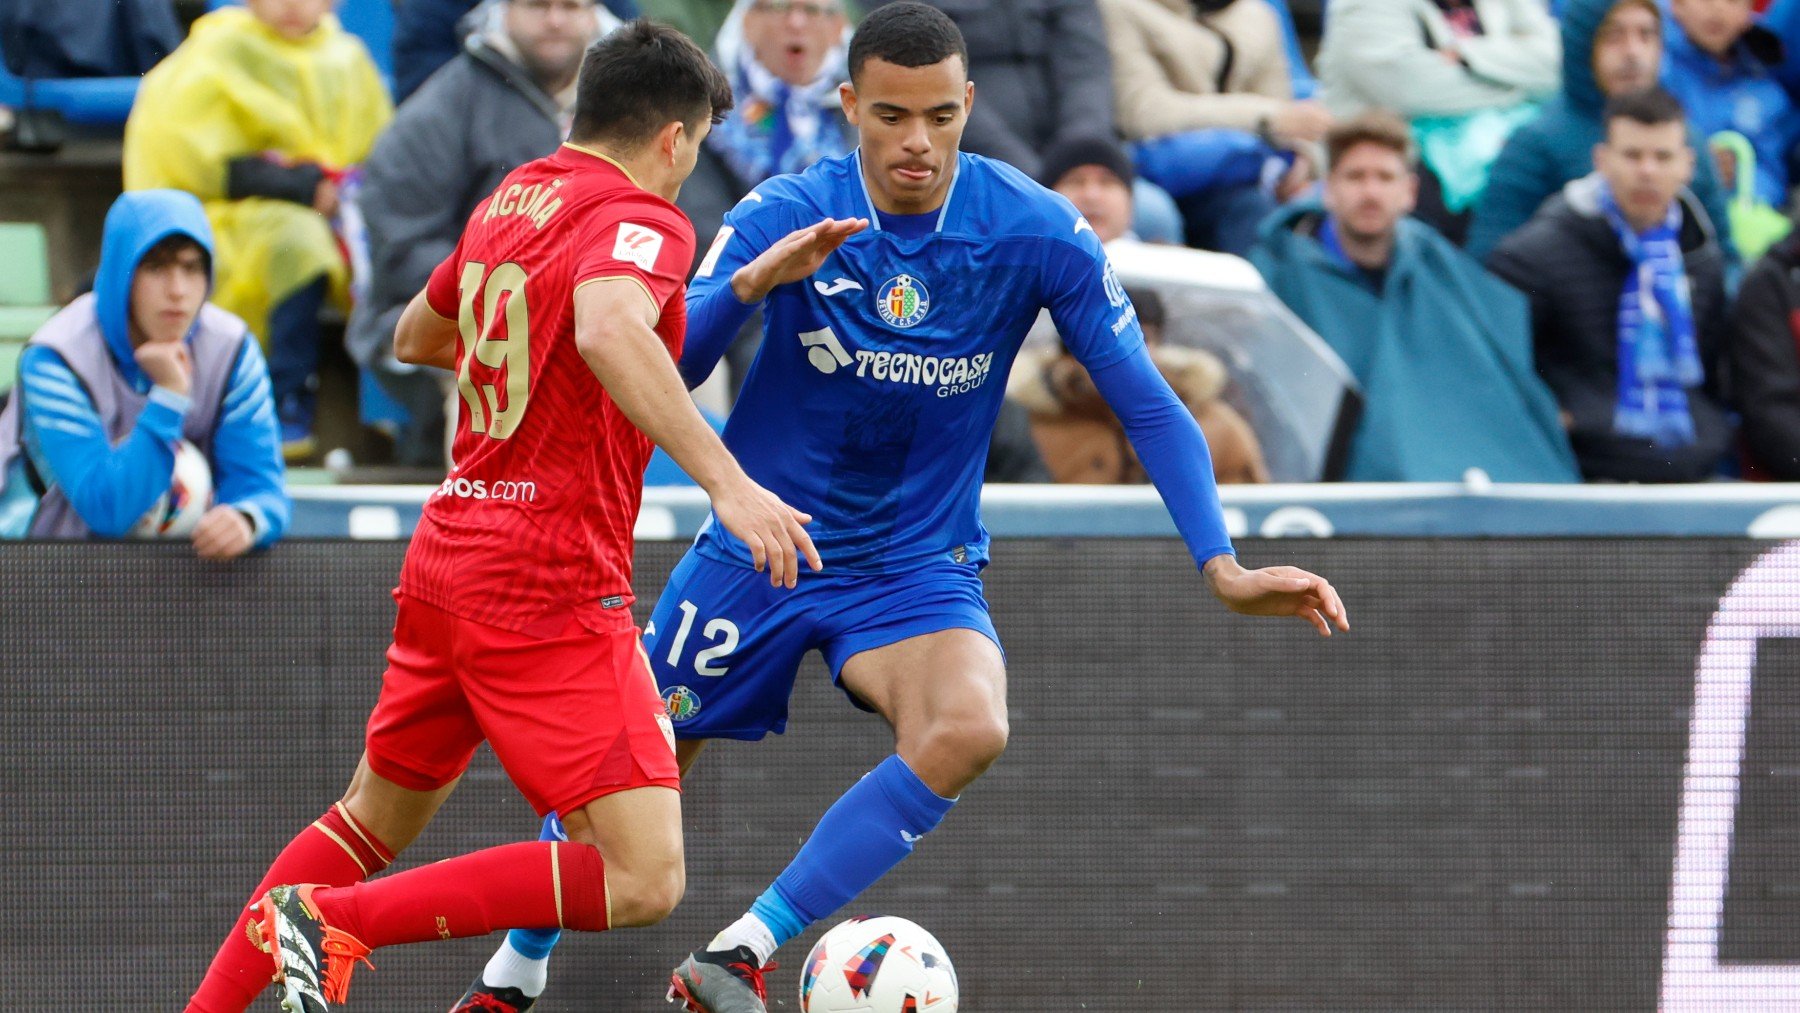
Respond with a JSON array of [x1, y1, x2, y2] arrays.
[[401, 144, 696, 634]]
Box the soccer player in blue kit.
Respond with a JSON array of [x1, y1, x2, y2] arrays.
[[456, 5, 1349, 1011]]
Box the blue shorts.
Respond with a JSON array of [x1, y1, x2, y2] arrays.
[[643, 549, 1001, 741]]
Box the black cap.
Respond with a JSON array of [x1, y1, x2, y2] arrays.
[[1038, 135, 1135, 189]]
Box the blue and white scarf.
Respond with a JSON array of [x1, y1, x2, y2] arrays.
[[1597, 182, 1703, 447], [708, 30, 851, 186]]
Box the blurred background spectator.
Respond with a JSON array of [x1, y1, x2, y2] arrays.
[[916, 0, 1182, 243], [1251, 112, 1578, 481], [1041, 134, 1137, 243], [0, 0, 181, 79], [1467, 0, 1736, 261], [350, 0, 609, 466], [1316, 0, 1559, 243], [123, 0, 392, 459], [1098, 0, 1326, 254], [1487, 89, 1735, 483], [1728, 225, 1800, 476], [392, 0, 637, 99], [1007, 287, 1269, 484], [0, 190, 288, 553], [679, 0, 854, 258], [1661, 0, 1799, 260]]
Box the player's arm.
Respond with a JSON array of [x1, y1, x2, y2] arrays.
[[574, 279, 822, 587], [393, 288, 459, 371], [682, 210, 865, 388], [1087, 351, 1346, 634], [1045, 237, 1348, 635]]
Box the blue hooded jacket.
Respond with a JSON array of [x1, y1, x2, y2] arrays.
[[10, 190, 289, 543], [1661, 19, 1800, 209], [1465, 0, 1735, 261]]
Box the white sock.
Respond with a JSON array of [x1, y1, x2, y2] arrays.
[[708, 912, 779, 967], [481, 938, 550, 998]]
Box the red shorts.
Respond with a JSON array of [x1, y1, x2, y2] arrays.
[[365, 592, 681, 817]]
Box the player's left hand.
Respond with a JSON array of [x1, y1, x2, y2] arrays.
[[192, 505, 255, 561], [731, 217, 869, 303], [1203, 555, 1349, 636]]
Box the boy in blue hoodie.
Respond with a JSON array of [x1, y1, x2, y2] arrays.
[[0, 189, 289, 556]]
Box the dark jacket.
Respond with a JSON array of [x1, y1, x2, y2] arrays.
[[347, 32, 565, 369], [1729, 234, 1800, 477], [921, 0, 1115, 179], [1464, 0, 1734, 261], [0, 0, 180, 78], [393, 0, 637, 100], [1486, 174, 1735, 482]]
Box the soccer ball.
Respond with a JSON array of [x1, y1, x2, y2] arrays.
[[799, 915, 958, 1012], [128, 438, 213, 539]]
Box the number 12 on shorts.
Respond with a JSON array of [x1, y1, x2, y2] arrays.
[[662, 600, 739, 676]]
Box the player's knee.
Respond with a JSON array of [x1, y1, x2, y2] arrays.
[[607, 857, 686, 927], [919, 709, 1009, 779]]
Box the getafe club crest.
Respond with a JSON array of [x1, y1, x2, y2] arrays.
[[877, 274, 930, 328], [662, 685, 701, 722]]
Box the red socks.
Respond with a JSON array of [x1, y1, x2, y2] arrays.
[[186, 803, 393, 1013], [309, 840, 608, 948]]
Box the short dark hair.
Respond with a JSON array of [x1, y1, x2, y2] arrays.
[[138, 233, 209, 274], [570, 20, 733, 147], [1603, 87, 1689, 133], [1325, 111, 1416, 171], [1124, 286, 1165, 332], [849, 2, 968, 83]]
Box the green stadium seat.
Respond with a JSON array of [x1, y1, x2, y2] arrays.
[[0, 221, 57, 393], [0, 223, 53, 307]]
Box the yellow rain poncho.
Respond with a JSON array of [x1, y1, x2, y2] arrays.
[[124, 8, 391, 345]]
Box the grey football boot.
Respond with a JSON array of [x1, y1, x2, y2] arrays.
[[666, 946, 777, 1012]]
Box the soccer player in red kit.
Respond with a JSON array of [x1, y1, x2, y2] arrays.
[[185, 22, 828, 1013]]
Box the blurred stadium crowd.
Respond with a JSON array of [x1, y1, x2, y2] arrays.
[[7, 0, 1800, 552]]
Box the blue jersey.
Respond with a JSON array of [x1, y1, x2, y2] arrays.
[[684, 151, 1154, 573]]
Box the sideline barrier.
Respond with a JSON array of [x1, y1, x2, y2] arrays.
[[290, 482, 1800, 540], [7, 539, 1800, 1009]]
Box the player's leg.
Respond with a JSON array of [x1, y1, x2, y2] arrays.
[[187, 594, 478, 1013], [694, 631, 1002, 966], [465, 740, 710, 1010], [262, 607, 685, 1009], [671, 568, 1001, 1012], [262, 783, 677, 1012]]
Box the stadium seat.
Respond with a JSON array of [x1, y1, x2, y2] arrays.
[[0, 42, 140, 126], [0, 222, 57, 391]]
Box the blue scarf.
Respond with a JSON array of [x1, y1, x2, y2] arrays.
[[708, 47, 850, 185], [1597, 182, 1703, 447]]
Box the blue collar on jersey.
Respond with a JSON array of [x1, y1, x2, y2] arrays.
[[852, 147, 963, 234]]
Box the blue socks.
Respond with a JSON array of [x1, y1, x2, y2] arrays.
[[504, 813, 566, 959], [499, 756, 957, 971], [759, 754, 957, 947]]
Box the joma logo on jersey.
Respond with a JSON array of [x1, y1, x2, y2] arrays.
[[876, 274, 930, 328], [799, 326, 995, 397]]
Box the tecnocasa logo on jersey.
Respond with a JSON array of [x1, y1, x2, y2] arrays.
[[799, 323, 996, 398]]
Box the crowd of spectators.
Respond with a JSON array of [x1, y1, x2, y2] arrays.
[[14, 0, 1800, 554]]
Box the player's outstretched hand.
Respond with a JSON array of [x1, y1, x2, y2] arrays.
[[731, 217, 869, 304], [1203, 556, 1349, 637], [712, 477, 823, 588]]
